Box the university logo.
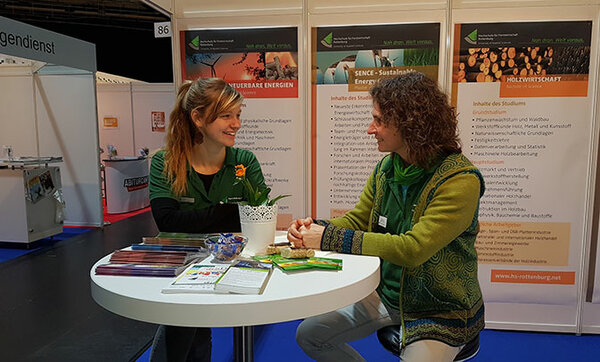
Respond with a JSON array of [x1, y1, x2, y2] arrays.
[[321, 32, 333, 48], [189, 35, 200, 50], [464, 29, 477, 45]]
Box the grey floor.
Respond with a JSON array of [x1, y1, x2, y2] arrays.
[[3, 211, 600, 362], [0, 212, 158, 362]]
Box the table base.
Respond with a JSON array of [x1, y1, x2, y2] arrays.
[[233, 326, 253, 362]]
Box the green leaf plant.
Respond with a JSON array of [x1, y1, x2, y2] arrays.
[[234, 164, 290, 206]]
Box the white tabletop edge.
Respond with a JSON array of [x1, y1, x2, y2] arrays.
[[90, 250, 380, 327]]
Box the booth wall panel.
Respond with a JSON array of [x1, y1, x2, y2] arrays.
[[143, 0, 172, 14], [452, 0, 599, 9], [0, 169, 30, 241], [172, 0, 600, 334], [584, 1, 600, 332], [96, 84, 135, 156], [308, 0, 445, 12], [0, 74, 39, 157], [173, 14, 303, 87], [173, 16, 306, 224], [449, 5, 599, 333], [131, 83, 175, 153], [34, 74, 102, 227], [174, 0, 301, 16], [485, 302, 578, 332], [582, 304, 600, 332]]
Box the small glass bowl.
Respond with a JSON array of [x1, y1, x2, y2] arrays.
[[205, 234, 248, 262]]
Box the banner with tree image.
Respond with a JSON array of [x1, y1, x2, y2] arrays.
[[311, 23, 441, 218], [180, 27, 298, 98]]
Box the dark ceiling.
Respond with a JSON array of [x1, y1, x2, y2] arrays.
[[0, 0, 173, 82]]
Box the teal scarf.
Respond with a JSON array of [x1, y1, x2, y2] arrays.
[[393, 154, 425, 186]]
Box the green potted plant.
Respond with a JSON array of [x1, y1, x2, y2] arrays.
[[234, 164, 290, 256]]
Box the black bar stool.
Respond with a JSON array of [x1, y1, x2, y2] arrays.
[[376, 325, 480, 361]]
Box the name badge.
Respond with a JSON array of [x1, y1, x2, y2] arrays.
[[180, 197, 195, 204], [378, 215, 387, 228]]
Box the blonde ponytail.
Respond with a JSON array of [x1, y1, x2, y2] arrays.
[[163, 78, 243, 196]]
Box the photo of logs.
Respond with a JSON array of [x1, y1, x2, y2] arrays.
[[456, 46, 590, 82]]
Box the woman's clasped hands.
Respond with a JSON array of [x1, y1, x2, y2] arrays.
[[287, 217, 324, 249]]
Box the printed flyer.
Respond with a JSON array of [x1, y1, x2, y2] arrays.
[[312, 23, 440, 218], [452, 21, 593, 304], [151, 111, 165, 132], [180, 27, 301, 227], [103, 116, 118, 129]]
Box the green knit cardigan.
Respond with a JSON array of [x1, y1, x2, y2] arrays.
[[319, 153, 485, 347]]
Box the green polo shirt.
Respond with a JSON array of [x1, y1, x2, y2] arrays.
[[149, 147, 266, 210]]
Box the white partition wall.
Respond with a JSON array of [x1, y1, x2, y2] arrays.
[[35, 67, 103, 226], [308, 2, 447, 220], [132, 83, 175, 153], [171, 1, 306, 229], [581, 227, 600, 332], [0, 16, 102, 227], [583, 223, 600, 332], [97, 82, 175, 157], [582, 14, 600, 331], [97, 83, 136, 156], [450, 4, 599, 333], [0, 65, 38, 157]]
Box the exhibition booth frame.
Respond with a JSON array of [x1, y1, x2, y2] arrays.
[[143, 0, 600, 335], [0, 15, 103, 228], [3, 0, 599, 341]]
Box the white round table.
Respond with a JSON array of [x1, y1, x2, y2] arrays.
[[91, 248, 380, 361]]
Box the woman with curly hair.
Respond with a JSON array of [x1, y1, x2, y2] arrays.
[[288, 71, 485, 361]]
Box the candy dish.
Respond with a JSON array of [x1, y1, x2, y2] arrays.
[[205, 234, 248, 262]]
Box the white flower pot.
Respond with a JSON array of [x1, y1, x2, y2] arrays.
[[238, 203, 277, 256]]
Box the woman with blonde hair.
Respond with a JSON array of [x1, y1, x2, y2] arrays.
[[149, 78, 266, 361]]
